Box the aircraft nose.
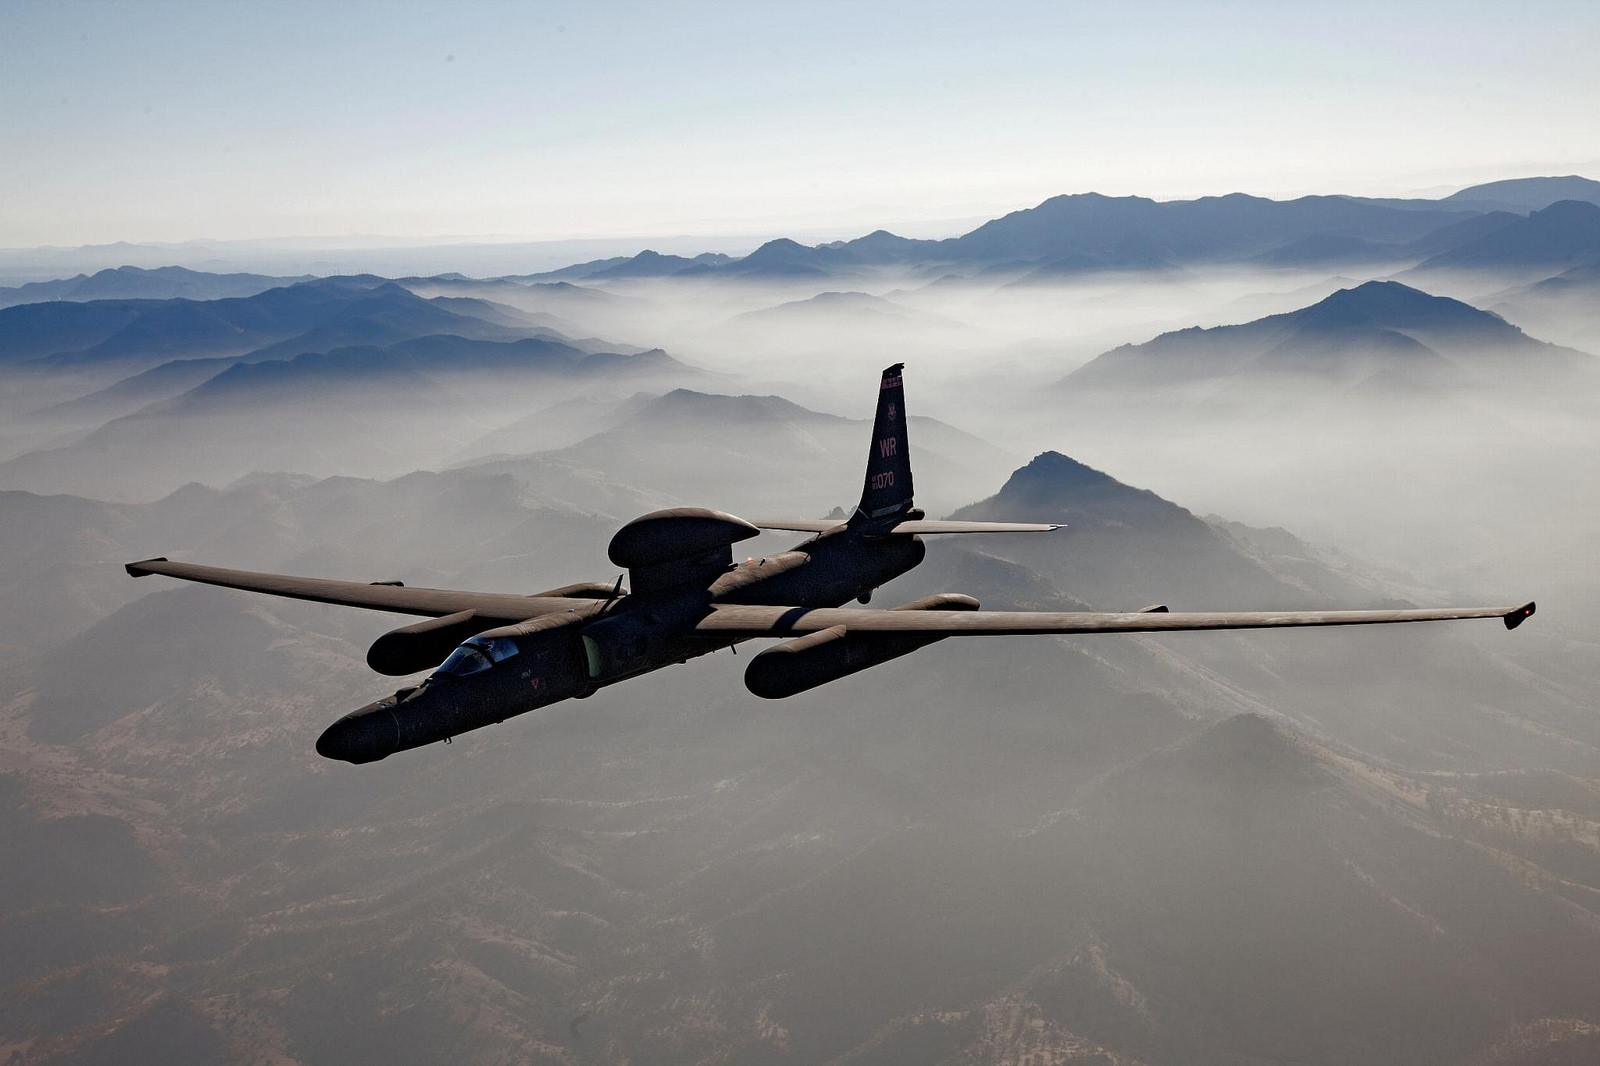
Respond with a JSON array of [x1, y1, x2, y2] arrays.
[[316, 704, 401, 764]]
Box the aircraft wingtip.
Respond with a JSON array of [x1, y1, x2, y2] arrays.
[[125, 556, 168, 577], [1504, 601, 1536, 629]]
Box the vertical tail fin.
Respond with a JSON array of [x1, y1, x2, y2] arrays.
[[854, 363, 916, 526]]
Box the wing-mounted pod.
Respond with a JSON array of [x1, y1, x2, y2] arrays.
[[367, 609, 494, 676], [365, 580, 629, 675], [743, 592, 979, 699], [609, 507, 761, 595]]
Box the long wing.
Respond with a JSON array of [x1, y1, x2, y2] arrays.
[[884, 520, 1059, 534], [697, 601, 1537, 637], [125, 557, 595, 622], [753, 520, 1059, 534]]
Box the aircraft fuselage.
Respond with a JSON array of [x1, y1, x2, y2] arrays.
[[316, 526, 926, 763]]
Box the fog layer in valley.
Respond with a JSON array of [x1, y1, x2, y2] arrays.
[[3, 179, 1598, 1065]]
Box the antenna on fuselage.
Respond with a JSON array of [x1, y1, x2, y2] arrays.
[[598, 573, 625, 613]]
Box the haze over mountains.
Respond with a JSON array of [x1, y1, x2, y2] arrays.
[[3, 173, 1598, 1064], [1064, 279, 1591, 395], [0, 265, 314, 310], [509, 176, 1600, 285]]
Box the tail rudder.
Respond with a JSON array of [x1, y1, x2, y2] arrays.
[[855, 363, 916, 526]]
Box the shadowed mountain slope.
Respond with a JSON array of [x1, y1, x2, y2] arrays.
[[0, 435, 1593, 1064], [466, 388, 1019, 519], [943, 451, 1595, 772], [705, 290, 981, 358], [1408, 200, 1600, 277], [1443, 174, 1600, 211], [0, 338, 700, 501], [949, 452, 1372, 611], [545, 191, 1492, 282], [0, 278, 530, 374], [1061, 280, 1591, 394], [0, 265, 310, 310], [1490, 259, 1600, 352], [519, 251, 734, 281]]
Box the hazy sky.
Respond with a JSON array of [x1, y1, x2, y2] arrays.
[[3, 0, 1597, 247]]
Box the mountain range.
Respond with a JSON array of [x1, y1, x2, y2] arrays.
[[0, 337, 701, 501], [1, 445, 1595, 1064], [0, 265, 314, 310], [0, 277, 537, 375], [462, 387, 1019, 521], [1404, 199, 1600, 280], [1, 172, 1597, 1064], [511, 176, 1600, 283], [1061, 279, 1593, 395]]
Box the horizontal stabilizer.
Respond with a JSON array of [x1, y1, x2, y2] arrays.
[[753, 519, 1059, 535]]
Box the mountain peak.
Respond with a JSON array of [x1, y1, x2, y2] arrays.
[[1317, 278, 1433, 311], [1003, 450, 1121, 493], [1301, 280, 1503, 332], [1411, 196, 1600, 272], [1529, 198, 1600, 225], [726, 237, 828, 276], [1445, 174, 1600, 210], [951, 451, 1195, 528], [748, 237, 808, 255], [641, 388, 834, 426]]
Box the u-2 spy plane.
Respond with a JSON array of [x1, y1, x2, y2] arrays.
[[127, 365, 1535, 764]]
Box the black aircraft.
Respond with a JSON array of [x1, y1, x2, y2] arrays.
[[127, 364, 1535, 764]]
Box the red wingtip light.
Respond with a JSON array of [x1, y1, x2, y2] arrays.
[[1504, 601, 1536, 630]]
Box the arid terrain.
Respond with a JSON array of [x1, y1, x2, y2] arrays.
[[3, 176, 1599, 1064]]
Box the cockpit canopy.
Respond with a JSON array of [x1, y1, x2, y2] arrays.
[[436, 634, 520, 677]]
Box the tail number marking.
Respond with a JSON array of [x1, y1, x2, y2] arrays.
[[870, 471, 895, 489]]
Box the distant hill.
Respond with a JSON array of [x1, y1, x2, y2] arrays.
[[495, 190, 1523, 286], [446, 392, 660, 464], [945, 191, 1452, 265], [8, 357, 237, 442], [0, 336, 701, 501], [939, 449, 1593, 769], [0, 277, 528, 371], [1407, 199, 1600, 277], [709, 237, 834, 278], [673, 193, 1487, 280], [716, 289, 976, 343], [586, 249, 728, 279], [489, 176, 1599, 281], [224, 281, 528, 363], [947, 451, 1336, 611], [1061, 280, 1591, 394], [0, 468, 620, 661], [0, 264, 310, 310], [519, 250, 733, 281], [1250, 210, 1525, 267], [466, 388, 1019, 519], [1443, 174, 1600, 211], [1489, 258, 1600, 351]]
